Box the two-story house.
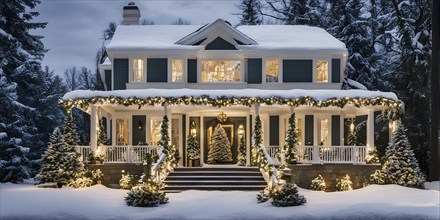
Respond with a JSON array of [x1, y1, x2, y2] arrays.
[[63, 3, 401, 172]]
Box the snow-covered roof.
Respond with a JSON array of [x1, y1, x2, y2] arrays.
[[63, 88, 398, 101], [106, 22, 346, 52]]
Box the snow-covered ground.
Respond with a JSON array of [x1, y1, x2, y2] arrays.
[[1, 182, 438, 220]]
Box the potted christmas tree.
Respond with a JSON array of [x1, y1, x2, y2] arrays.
[[186, 122, 200, 167]]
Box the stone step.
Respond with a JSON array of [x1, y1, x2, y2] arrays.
[[165, 180, 266, 186], [165, 176, 265, 181], [164, 185, 266, 191], [168, 171, 262, 176], [173, 167, 260, 172]]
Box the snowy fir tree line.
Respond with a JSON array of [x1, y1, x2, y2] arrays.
[[236, 0, 432, 176]]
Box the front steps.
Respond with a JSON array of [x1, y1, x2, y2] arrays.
[[164, 167, 267, 192]]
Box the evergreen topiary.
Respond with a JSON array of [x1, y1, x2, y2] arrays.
[[35, 128, 65, 185], [97, 118, 108, 146], [372, 121, 425, 188], [125, 177, 169, 207], [207, 124, 233, 164], [186, 122, 200, 163], [283, 113, 299, 165], [237, 136, 247, 166], [335, 174, 353, 191], [251, 115, 262, 166], [271, 182, 307, 207], [310, 174, 326, 191], [346, 119, 359, 146]]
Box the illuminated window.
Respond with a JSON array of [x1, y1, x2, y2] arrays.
[[266, 60, 279, 83], [132, 59, 144, 82], [201, 60, 241, 82], [316, 60, 328, 83], [116, 119, 129, 145], [150, 119, 162, 146], [172, 60, 183, 82], [319, 119, 329, 146]]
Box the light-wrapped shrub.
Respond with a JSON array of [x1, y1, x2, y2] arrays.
[[67, 176, 93, 188], [336, 174, 353, 191], [310, 174, 326, 191], [271, 182, 306, 207], [119, 170, 139, 190], [125, 178, 168, 207]]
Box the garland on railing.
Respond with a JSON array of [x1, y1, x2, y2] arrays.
[[61, 96, 403, 119]]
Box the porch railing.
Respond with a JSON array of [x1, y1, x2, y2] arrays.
[[75, 145, 160, 163], [267, 145, 367, 164]]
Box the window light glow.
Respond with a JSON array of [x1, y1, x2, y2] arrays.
[[172, 60, 183, 82], [266, 60, 279, 83], [201, 60, 241, 82], [316, 60, 328, 83], [132, 59, 144, 82]]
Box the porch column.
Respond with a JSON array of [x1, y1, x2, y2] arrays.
[[254, 103, 260, 116], [200, 116, 204, 165], [366, 109, 375, 152], [90, 105, 98, 152]]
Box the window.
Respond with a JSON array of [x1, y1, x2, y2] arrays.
[[150, 119, 162, 146], [266, 60, 279, 82], [201, 60, 241, 82], [116, 119, 129, 145], [284, 117, 304, 145], [316, 60, 328, 83], [132, 59, 144, 82], [172, 60, 183, 82], [319, 118, 329, 146]]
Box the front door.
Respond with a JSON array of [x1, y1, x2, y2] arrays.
[[203, 116, 246, 164]]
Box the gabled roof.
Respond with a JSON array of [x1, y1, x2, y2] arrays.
[[175, 19, 258, 46], [105, 20, 346, 53]]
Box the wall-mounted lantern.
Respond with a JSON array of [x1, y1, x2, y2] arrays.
[[138, 120, 144, 130]]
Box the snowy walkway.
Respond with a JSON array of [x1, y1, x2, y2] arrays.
[[1, 182, 439, 220]]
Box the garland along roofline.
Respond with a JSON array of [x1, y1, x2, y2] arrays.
[[60, 95, 403, 119]]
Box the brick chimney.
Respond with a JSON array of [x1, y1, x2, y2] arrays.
[[122, 2, 140, 25]]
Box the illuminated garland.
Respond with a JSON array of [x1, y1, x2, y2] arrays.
[[60, 95, 403, 119]]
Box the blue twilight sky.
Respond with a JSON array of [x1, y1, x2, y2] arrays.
[[33, 0, 241, 76]]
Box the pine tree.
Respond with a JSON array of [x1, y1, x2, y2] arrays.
[[237, 136, 247, 166], [283, 113, 298, 165], [0, 136, 31, 183], [380, 121, 425, 188], [186, 122, 200, 162], [335, 174, 353, 191], [61, 115, 83, 184], [271, 182, 307, 207], [310, 174, 326, 191], [98, 118, 108, 145], [252, 115, 263, 166], [260, 0, 323, 26], [237, 0, 262, 25], [35, 128, 65, 184], [207, 124, 233, 164]]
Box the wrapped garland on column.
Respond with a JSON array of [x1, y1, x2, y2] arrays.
[[207, 124, 233, 164], [251, 115, 263, 166]]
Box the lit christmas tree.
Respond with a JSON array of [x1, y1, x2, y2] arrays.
[[310, 174, 326, 191], [335, 174, 353, 191], [283, 113, 299, 165], [237, 136, 246, 166], [346, 118, 359, 146], [35, 128, 66, 185], [252, 115, 262, 166], [97, 118, 108, 146], [186, 121, 200, 165], [61, 114, 84, 185], [207, 124, 233, 164]]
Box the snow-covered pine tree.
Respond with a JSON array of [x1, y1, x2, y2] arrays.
[[98, 118, 108, 145], [335, 174, 353, 191], [207, 124, 233, 164], [61, 115, 83, 185], [283, 113, 298, 165], [186, 122, 200, 163], [260, 0, 323, 26], [125, 177, 168, 207], [237, 0, 262, 25], [35, 128, 65, 185], [310, 174, 326, 191], [237, 136, 247, 166], [346, 119, 359, 146], [271, 182, 307, 207], [252, 115, 263, 166], [0, 136, 31, 183], [380, 121, 425, 188]]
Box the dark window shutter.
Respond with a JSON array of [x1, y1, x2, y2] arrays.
[[247, 59, 262, 84], [305, 115, 314, 146], [269, 116, 279, 146], [332, 59, 341, 83], [187, 59, 197, 83], [331, 115, 340, 146], [113, 59, 129, 90]]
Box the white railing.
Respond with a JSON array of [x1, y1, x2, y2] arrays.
[[259, 145, 278, 188], [296, 145, 367, 164], [75, 145, 160, 163], [76, 146, 91, 162], [266, 146, 281, 162]]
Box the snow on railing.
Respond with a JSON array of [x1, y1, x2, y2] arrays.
[[75, 145, 159, 163], [258, 145, 278, 188], [152, 151, 167, 182], [296, 145, 367, 164]]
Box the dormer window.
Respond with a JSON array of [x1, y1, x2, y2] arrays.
[[171, 60, 183, 82], [132, 59, 144, 82], [201, 60, 241, 82], [316, 60, 329, 83], [266, 59, 279, 83]]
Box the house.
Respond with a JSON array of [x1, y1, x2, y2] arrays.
[[62, 3, 401, 189]]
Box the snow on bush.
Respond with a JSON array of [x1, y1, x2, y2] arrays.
[[336, 174, 353, 191], [67, 169, 104, 188], [310, 175, 326, 191], [365, 148, 380, 164], [257, 185, 272, 203], [119, 170, 139, 190], [125, 177, 168, 207], [271, 182, 307, 207], [67, 177, 93, 188], [369, 121, 425, 189]]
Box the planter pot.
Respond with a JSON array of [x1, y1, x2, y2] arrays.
[[194, 159, 200, 167], [188, 160, 193, 167]]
